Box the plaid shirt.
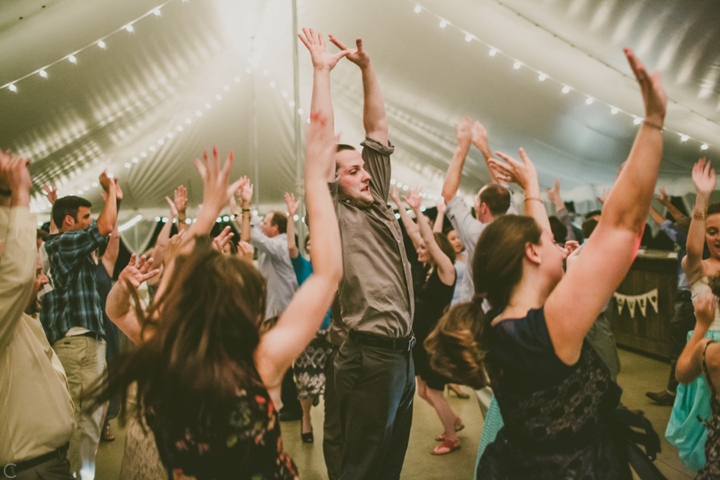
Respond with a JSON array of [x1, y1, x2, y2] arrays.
[[40, 221, 108, 345]]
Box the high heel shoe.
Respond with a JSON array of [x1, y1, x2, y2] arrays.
[[301, 423, 314, 443], [447, 384, 470, 399]]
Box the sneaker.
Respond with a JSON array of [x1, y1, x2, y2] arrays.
[[645, 390, 676, 406]]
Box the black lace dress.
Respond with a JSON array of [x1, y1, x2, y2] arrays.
[[152, 387, 299, 480], [478, 308, 631, 479], [697, 340, 720, 479]]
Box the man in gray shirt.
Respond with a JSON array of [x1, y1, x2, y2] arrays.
[[441, 117, 514, 304], [299, 29, 414, 480]]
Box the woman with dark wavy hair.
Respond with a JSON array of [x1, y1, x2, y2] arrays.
[[87, 111, 342, 480], [426, 48, 666, 479]]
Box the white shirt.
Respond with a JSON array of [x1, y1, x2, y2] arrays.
[[0, 207, 75, 463]]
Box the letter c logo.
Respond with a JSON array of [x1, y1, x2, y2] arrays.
[[3, 464, 17, 478]]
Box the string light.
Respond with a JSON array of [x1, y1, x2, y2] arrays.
[[68, 54, 77, 64], [153, 8, 161, 16], [633, 117, 643, 125], [97, 40, 106, 49], [409, 1, 716, 152], [125, 24, 134, 33], [8, 84, 17, 92], [38, 69, 48, 78]]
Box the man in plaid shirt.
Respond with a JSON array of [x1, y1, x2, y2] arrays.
[[40, 171, 119, 480]]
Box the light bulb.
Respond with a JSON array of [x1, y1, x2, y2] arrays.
[[610, 107, 619, 115], [38, 69, 48, 78], [8, 83, 17, 92], [141, 151, 147, 157], [205, 102, 211, 109], [701, 144, 709, 151], [585, 97, 594, 105], [465, 34, 473, 42], [224, 85, 230, 91], [234, 76, 240, 83], [68, 54, 77, 63], [246, 67, 252, 74], [185, 118, 192, 124], [196, 110, 202, 116], [633, 117, 642, 125], [538, 73, 547, 81], [281, 90, 288, 98], [513, 61, 521, 70], [561, 86, 570, 94], [489, 48, 497, 57], [414, 5, 421, 13], [98, 40, 106, 49], [125, 24, 134, 33], [153, 8, 161, 16], [124, 163, 131, 168], [680, 134, 689, 142], [132, 157, 139, 163], [289, 100, 296, 107], [439, 20, 447, 28], [298, 108, 304, 115], [270, 81, 276, 88]]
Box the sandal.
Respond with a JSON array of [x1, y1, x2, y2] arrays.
[[101, 421, 115, 442], [447, 384, 470, 399], [435, 417, 464, 441], [431, 439, 461, 455]]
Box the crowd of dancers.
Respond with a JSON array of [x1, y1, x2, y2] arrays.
[[1, 26, 720, 480]]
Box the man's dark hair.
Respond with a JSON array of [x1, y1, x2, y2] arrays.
[[52, 196, 92, 229], [582, 218, 598, 239], [336, 144, 356, 153], [37, 229, 49, 242], [479, 184, 511, 216], [270, 212, 288, 235], [584, 209, 602, 220]]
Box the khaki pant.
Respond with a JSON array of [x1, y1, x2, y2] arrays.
[[52, 336, 107, 480]]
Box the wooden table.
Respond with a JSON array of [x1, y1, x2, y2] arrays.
[[605, 250, 679, 360]]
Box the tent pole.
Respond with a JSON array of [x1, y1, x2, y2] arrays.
[[291, 0, 305, 247], [251, 36, 260, 211]]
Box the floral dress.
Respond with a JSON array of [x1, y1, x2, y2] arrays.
[[697, 340, 720, 479], [153, 387, 298, 480]]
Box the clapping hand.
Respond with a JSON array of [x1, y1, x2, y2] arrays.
[[165, 196, 178, 218], [174, 185, 187, 216], [212, 226, 235, 253], [471, 120, 490, 154], [118, 253, 160, 289], [236, 176, 254, 208], [455, 116, 472, 150], [490, 148, 538, 192], [402, 187, 422, 212], [328, 35, 370, 69], [298, 28, 350, 72], [692, 158, 716, 196]]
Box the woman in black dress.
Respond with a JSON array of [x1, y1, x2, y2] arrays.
[[426, 48, 666, 478], [392, 186, 461, 455]]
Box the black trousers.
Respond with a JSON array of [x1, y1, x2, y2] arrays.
[[323, 346, 343, 480], [334, 335, 415, 480], [667, 297, 696, 392]]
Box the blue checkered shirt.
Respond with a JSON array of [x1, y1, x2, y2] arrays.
[[40, 221, 108, 345]]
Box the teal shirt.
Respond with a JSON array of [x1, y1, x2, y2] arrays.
[[290, 255, 331, 330]]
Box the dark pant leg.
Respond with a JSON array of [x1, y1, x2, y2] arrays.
[[281, 366, 302, 416], [335, 338, 414, 480], [667, 298, 696, 392], [323, 346, 343, 480]]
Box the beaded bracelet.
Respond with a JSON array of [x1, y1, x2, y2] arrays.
[[524, 197, 543, 204], [643, 120, 664, 132], [693, 209, 707, 221]]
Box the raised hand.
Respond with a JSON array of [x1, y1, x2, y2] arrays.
[[98, 170, 114, 192], [471, 121, 490, 154], [237, 240, 254, 263], [193, 146, 244, 215], [328, 35, 370, 69], [390, 184, 401, 205], [165, 196, 178, 218], [656, 187, 669, 205], [212, 226, 234, 252], [238, 176, 254, 207], [298, 28, 349, 72], [402, 187, 422, 212], [436, 197, 446, 216], [1, 154, 32, 206], [41, 183, 58, 204], [455, 116, 472, 151], [695, 290, 718, 330], [285, 193, 300, 217], [491, 148, 539, 193], [118, 253, 160, 289], [174, 185, 187, 217], [624, 48, 666, 124], [692, 158, 716, 196], [547, 179, 561, 205]]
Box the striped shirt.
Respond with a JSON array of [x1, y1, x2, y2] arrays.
[[40, 221, 108, 345]]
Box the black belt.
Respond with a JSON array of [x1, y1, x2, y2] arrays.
[[2, 444, 68, 478], [75, 331, 103, 341], [676, 290, 692, 302], [348, 330, 415, 351]]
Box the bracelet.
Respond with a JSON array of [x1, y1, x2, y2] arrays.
[[241, 208, 251, 213], [643, 120, 664, 132], [524, 197, 544, 204], [693, 208, 707, 221]]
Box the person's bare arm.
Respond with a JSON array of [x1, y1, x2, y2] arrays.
[[472, 121, 508, 187], [237, 178, 253, 243], [41, 183, 59, 234], [648, 205, 666, 226], [545, 48, 667, 365], [255, 111, 342, 393], [683, 158, 715, 283], [433, 199, 446, 233], [147, 197, 178, 285], [406, 188, 456, 286], [390, 184, 422, 249], [441, 117, 472, 203], [96, 171, 118, 236], [676, 291, 716, 384], [174, 185, 188, 232], [299, 29, 349, 181], [102, 221, 120, 277], [329, 35, 387, 146], [547, 178, 575, 241], [105, 254, 159, 345], [285, 193, 300, 259]]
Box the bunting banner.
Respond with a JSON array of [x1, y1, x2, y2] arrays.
[[614, 289, 659, 318]]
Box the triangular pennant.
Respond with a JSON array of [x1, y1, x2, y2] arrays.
[[615, 294, 626, 315], [627, 297, 637, 318], [638, 295, 648, 317], [647, 289, 659, 314]]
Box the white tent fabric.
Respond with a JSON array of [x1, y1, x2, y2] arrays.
[[1, 0, 719, 226]]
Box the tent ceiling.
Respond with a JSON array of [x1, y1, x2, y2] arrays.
[[1, 0, 719, 222]]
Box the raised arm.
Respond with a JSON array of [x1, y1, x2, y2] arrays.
[[174, 185, 188, 233], [406, 188, 456, 287], [299, 29, 349, 181], [547, 178, 575, 241], [545, 48, 667, 365], [329, 35, 387, 146], [676, 290, 716, 384], [236, 178, 253, 244], [96, 171, 118, 236], [102, 221, 120, 277], [433, 198, 446, 233], [648, 205, 666, 227], [441, 117, 473, 203], [255, 111, 342, 393], [41, 183, 59, 234], [105, 254, 159, 345], [472, 121, 508, 187], [657, 188, 687, 221], [491, 148, 551, 233], [390, 184, 422, 249], [284, 193, 300, 259], [683, 158, 714, 282]]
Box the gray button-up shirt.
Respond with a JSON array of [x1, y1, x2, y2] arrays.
[[329, 138, 414, 342], [445, 192, 516, 303], [249, 218, 298, 320]]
